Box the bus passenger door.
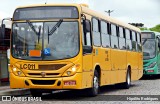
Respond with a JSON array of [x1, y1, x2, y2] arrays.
[[156, 38, 160, 73], [82, 19, 93, 88]]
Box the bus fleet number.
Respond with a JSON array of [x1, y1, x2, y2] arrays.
[[20, 64, 36, 70]]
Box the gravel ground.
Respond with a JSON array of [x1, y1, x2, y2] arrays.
[[1, 75, 160, 104]]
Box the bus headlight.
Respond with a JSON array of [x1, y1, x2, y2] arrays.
[[62, 64, 80, 77], [147, 62, 156, 68], [13, 67, 17, 71], [12, 66, 25, 77]]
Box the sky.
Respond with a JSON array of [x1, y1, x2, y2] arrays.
[[0, 0, 159, 28]]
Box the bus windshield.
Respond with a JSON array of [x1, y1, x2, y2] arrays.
[[11, 21, 79, 60], [142, 39, 156, 60]]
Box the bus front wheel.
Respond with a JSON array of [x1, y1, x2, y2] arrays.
[[87, 70, 99, 96]]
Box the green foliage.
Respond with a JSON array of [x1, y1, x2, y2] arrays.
[[149, 24, 160, 32], [140, 27, 148, 31]]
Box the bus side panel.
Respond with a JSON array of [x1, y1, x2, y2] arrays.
[[132, 51, 139, 80], [110, 49, 119, 84], [82, 55, 93, 88], [127, 51, 137, 81], [99, 48, 111, 86], [138, 52, 143, 79], [157, 48, 160, 74], [92, 48, 105, 85], [117, 50, 127, 83]]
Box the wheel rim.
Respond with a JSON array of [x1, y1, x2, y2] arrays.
[[93, 76, 99, 93], [127, 72, 131, 85]]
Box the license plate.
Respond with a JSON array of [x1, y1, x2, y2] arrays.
[[64, 81, 76, 86]]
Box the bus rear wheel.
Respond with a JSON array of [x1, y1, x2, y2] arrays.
[[30, 89, 42, 97], [122, 70, 131, 89], [87, 70, 99, 96]]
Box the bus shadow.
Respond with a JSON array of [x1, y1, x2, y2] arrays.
[[41, 90, 93, 101], [41, 84, 137, 101], [99, 84, 137, 94], [140, 74, 160, 80]]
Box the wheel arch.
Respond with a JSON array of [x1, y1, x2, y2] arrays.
[[127, 65, 131, 80], [93, 64, 101, 85]]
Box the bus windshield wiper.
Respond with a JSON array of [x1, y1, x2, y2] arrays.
[[26, 20, 41, 43], [48, 19, 63, 44], [142, 39, 147, 45]]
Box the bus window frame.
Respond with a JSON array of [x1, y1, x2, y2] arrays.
[[82, 19, 93, 54], [91, 17, 101, 47], [100, 20, 110, 48], [110, 23, 119, 49], [131, 30, 137, 52], [125, 28, 133, 51], [117, 25, 126, 50], [137, 32, 142, 52], [11, 20, 81, 61]]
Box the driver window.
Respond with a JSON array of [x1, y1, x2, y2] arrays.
[[82, 20, 92, 46]]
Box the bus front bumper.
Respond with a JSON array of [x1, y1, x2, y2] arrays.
[[9, 72, 82, 89], [143, 67, 159, 75]]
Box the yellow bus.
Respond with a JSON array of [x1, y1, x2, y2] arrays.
[[9, 3, 143, 97]]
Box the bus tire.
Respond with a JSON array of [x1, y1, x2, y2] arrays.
[[87, 70, 99, 96], [30, 89, 42, 97], [122, 70, 131, 89]]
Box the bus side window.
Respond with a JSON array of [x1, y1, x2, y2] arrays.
[[82, 19, 92, 54], [111, 24, 118, 49], [118, 26, 126, 50], [125, 29, 132, 51], [132, 31, 137, 51], [92, 18, 101, 46], [137, 33, 142, 52], [101, 21, 110, 48]]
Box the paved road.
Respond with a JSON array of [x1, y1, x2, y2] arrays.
[[1, 75, 160, 104]]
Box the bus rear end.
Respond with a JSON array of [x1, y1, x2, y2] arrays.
[[9, 4, 84, 96]]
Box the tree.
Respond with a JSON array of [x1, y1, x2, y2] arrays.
[[149, 24, 160, 32], [140, 27, 148, 31]]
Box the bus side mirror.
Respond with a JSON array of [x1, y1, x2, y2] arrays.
[[7, 49, 10, 59], [83, 45, 92, 54], [0, 18, 12, 39], [83, 20, 91, 33], [157, 38, 160, 48], [158, 41, 160, 48], [0, 24, 5, 39]]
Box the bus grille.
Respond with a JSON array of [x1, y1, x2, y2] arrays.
[[28, 73, 59, 76], [39, 64, 66, 70], [31, 79, 56, 85]]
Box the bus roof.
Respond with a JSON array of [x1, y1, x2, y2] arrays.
[[80, 5, 141, 33], [15, 3, 140, 33], [142, 30, 160, 37], [15, 3, 80, 9]]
